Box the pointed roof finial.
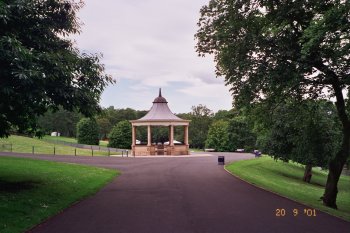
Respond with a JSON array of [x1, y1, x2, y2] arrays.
[[153, 88, 167, 103]]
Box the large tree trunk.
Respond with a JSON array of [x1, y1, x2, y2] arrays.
[[322, 91, 350, 209], [319, 74, 350, 209], [303, 164, 312, 183], [322, 130, 349, 209]]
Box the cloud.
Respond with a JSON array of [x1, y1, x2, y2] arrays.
[[72, 0, 233, 113]]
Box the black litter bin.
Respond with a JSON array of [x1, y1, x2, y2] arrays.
[[218, 156, 225, 165]]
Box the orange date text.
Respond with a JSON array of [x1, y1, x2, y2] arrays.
[[275, 208, 316, 217]]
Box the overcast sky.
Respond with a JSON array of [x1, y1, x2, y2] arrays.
[[72, 0, 233, 114]]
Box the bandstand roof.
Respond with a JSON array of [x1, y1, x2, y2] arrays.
[[130, 89, 190, 126]]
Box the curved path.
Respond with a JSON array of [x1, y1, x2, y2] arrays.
[[1, 152, 349, 233]]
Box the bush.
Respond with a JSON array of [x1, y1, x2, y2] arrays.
[[205, 117, 256, 152], [108, 120, 132, 149], [227, 117, 256, 151], [76, 118, 99, 145], [205, 120, 230, 152]]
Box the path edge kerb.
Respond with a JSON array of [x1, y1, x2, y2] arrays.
[[223, 164, 350, 223]]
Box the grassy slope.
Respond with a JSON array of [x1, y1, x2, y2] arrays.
[[226, 156, 350, 222], [43, 135, 78, 143], [0, 136, 110, 156], [0, 156, 118, 233], [44, 135, 110, 147], [189, 148, 205, 152], [99, 140, 108, 147]]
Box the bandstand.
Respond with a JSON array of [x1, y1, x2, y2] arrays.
[[130, 89, 190, 156]]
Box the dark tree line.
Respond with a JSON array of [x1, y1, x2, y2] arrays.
[[37, 107, 82, 137], [36, 106, 147, 139]]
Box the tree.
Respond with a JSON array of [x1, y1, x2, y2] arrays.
[[213, 109, 237, 122], [37, 107, 82, 137], [191, 104, 214, 117], [101, 107, 146, 129], [174, 125, 185, 143], [136, 110, 148, 119], [136, 126, 148, 144], [111, 108, 137, 124], [76, 118, 99, 145], [0, 0, 113, 137], [196, 0, 350, 208], [175, 113, 191, 142], [97, 107, 147, 141], [227, 117, 256, 152], [151, 126, 169, 144], [188, 105, 214, 149], [265, 100, 341, 183], [96, 117, 112, 140], [108, 120, 132, 149], [205, 120, 230, 151]]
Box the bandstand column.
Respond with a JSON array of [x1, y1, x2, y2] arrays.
[[132, 125, 136, 146], [170, 125, 174, 146], [132, 125, 136, 156], [184, 124, 189, 145], [168, 126, 171, 144], [147, 125, 151, 146]]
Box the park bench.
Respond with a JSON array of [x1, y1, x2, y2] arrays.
[[204, 148, 215, 152]]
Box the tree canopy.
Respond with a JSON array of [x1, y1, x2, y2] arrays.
[[196, 0, 350, 208], [205, 120, 230, 151], [227, 116, 256, 151], [76, 118, 99, 145], [37, 107, 82, 137], [108, 120, 132, 149], [264, 100, 341, 182], [0, 0, 113, 137], [187, 105, 214, 149]]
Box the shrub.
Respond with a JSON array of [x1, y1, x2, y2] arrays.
[[227, 117, 256, 151], [108, 120, 132, 149], [76, 118, 99, 145], [205, 120, 230, 152]]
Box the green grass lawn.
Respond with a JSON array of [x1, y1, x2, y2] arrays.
[[0, 136, 110, 156], [226, 156, 350, 222], [43, 135, 78, 143], [189, 148, 205, 152], [99, 140, 109, 147], [0, 156, 118, 233], [44, 135, 110, 147]]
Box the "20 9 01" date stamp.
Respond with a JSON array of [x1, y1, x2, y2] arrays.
[[275, 208, 317, 217]]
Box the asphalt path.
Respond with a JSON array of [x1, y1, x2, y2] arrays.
[[0, 152, 349, 233]]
